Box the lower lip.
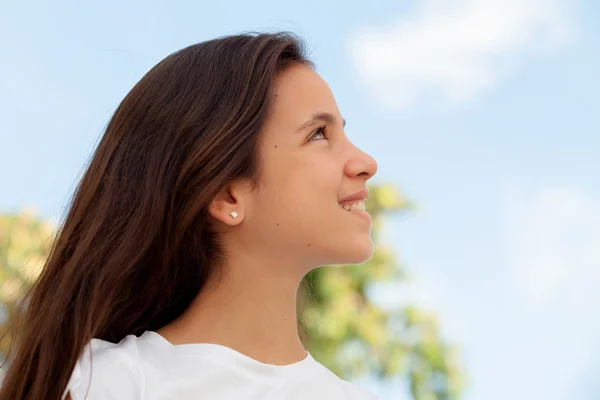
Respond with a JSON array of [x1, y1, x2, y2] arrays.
[[343, 209, 372, 223]]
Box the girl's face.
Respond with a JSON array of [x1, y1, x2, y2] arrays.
[[239, 63, 378, 268]]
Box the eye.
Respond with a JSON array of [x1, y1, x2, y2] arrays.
[[309, 127, 328, 141]]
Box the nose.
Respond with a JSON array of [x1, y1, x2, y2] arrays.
[[344, 143, 378, 180]]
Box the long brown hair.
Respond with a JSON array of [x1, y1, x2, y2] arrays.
[[0, 32, 313, 400]]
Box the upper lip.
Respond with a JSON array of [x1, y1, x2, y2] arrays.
[[338, 189, 369, 204]]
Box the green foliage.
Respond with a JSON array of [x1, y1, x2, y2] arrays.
[[299, 184, 464, 399], [0, 185, 465, 399], [0, 209, 55, 355]]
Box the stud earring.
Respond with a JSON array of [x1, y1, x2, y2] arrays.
[[230, 210, 238, 219]]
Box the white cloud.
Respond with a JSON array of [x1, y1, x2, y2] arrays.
[[504, 185, 600, 309], [502, 185, 600, 398], [350, 0, 576, 108]]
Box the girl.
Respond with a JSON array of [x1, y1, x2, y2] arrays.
[[0, 32, 379, 400]]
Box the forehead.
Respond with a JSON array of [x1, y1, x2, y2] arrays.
[[267, 64, 340, 127]]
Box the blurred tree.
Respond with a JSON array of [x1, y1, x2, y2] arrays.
[[298, 184, 465, 400], [0, 210, 55, 357], [0, 184, 465, 399]]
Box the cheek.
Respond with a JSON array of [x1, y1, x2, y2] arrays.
[[282, 160, 341, 224], [291, 156, 339, 196], [262, 156, 339, 220]]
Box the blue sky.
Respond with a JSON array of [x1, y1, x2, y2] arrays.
[[1, 1, 599, 399]]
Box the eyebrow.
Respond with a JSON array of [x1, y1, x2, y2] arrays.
[[297, 112, 347, 132]]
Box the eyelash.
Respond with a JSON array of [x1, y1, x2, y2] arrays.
[[309, 126, 328, 141]]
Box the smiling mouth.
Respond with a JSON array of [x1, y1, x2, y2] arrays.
[[340, 200, 366, 212]]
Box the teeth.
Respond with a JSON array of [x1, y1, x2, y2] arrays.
[[342, 201, 365, 212]]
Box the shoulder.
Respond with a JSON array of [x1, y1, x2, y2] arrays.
[[313, 363, 381, 399], [338, 379, 382, 400], [265, 361, 381, 400], [62, 334, 145, 400]]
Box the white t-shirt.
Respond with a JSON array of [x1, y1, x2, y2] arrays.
[[62, 331, 380, 400]]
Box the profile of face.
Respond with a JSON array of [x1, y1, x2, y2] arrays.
[[212, 64, 378, 272]]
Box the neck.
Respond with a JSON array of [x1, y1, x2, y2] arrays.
[[157, 252, 308, 366]]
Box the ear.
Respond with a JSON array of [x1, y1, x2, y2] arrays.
[[208, 182, 247, 226]]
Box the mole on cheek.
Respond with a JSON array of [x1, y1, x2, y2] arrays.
[[274, 145, 278, 148], [307, 243, 311, 247]]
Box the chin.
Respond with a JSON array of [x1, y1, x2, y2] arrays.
[[335, 238, 374, 265], [352, 245, 375, 264]]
